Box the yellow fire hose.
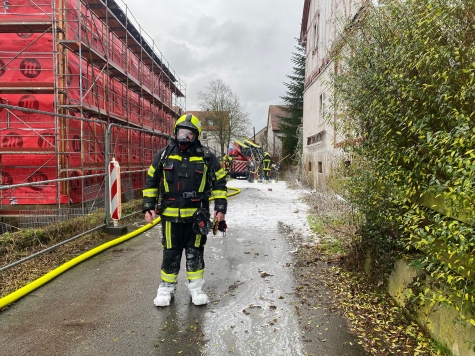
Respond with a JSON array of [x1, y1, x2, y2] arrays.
[[0, 187, 241, 310]]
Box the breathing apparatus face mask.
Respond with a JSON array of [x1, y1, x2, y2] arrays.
[[176, 127, 196, 147]]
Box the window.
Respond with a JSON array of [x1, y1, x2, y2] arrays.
[[307, 130, 326, 145], [202, 132, 208, 140], [308, 161, 312, 171], [313, 13, 320, 53], [319, 93, 325, 122], [313, 23, 318, 52], [206, 117, 214, 126], [318, 161, 323, 173]]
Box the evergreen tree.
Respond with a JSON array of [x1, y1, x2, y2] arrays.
[[278, 39, 305, 163]]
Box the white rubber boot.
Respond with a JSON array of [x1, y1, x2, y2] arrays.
[[187, 278, 209, 305], [153, 283, 176, 307]]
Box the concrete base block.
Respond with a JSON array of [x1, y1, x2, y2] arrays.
[[105, 225, 128, 236]]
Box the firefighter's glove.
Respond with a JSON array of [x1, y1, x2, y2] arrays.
[[212, 218, 227, 235], [192, 208, 212, 236], [218, 220, 227, 233]]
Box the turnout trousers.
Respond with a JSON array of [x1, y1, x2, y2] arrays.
[[263, 169, 271, 181], [160, 220, 206, 284]]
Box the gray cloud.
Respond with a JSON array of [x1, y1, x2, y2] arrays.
[[117, 0, 302, 131]]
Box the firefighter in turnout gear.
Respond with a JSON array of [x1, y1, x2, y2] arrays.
[[222, 154, 233, 176], [262, 152, 272, 182], [142, 114, 228, 307]]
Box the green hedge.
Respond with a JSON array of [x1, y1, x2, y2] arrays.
[[329, 0, 475, 323]]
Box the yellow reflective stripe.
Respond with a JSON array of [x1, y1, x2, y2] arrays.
[[163, 208, 179, 217], [212, 190, 228, 200], [162, 170, 169, 192], [168, 155, 182, 161], [186, 269, 204, 281], [215, 168, 227, 180], [191, 116, 201, 131], [147, 165, 156, 177], [244, 139, 260, 148], [190, 157, 204, 162], [165, 220, 172, 249], [195, 234, 201, 247], [143, 188, 158, 197], [162, 207, 197, 218], [161, 269, 177, 283], [235, 139, 248, 148], [198, 165, 208, 192], [179, 208, 198, 217]]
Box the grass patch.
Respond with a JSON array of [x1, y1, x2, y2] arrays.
[[320, 237, 346, 255], [307, 212, 354, 256], [0, 199, 144, 300], [307, 214, 325, 235]]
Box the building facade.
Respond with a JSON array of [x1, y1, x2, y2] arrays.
[[300, 0, 359, 188], [266, 105, 287, 160], [254, 105, 288, 161], [253, 126, 267, 150]]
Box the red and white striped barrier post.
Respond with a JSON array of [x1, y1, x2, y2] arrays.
[[109, 157, 121, 226]]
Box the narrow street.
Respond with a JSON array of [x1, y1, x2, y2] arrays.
[[0, 179, 368, 356]]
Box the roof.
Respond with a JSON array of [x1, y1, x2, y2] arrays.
[[268, 105, 290, 132], [300, 0, 311, 44]]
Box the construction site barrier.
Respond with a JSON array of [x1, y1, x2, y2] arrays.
[[109, 157, 121, 223]]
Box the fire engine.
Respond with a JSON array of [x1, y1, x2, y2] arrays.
[[228, 139, 264, 181]]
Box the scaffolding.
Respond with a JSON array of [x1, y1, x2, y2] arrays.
[[0, 0, 185, 227]]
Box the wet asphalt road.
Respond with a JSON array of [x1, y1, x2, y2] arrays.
[[0, 180, 369, 356]]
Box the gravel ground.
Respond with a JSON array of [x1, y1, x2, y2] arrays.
[[289, 229, 448, 356]]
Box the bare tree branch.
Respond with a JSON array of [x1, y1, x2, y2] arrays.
[[197, 79, 251, 156]]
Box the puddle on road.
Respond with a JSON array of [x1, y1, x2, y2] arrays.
[[202, 225, 305, 356]]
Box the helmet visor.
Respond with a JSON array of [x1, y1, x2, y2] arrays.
[[176, 127, 195, 142]]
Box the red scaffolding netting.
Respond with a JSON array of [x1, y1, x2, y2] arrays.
[[0, 0, 179, 207]]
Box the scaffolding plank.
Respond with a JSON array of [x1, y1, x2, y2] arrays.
[[0, 84, 54, 94], [0, 148, 55, 153], [85, 0, 106, 5], [0, 20, 53, 33]]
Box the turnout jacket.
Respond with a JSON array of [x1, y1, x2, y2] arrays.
[[263, 156, 272, 171], [142, 142, 228, 223]]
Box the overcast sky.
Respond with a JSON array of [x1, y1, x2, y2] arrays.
[[117, 0, 303, 132]]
